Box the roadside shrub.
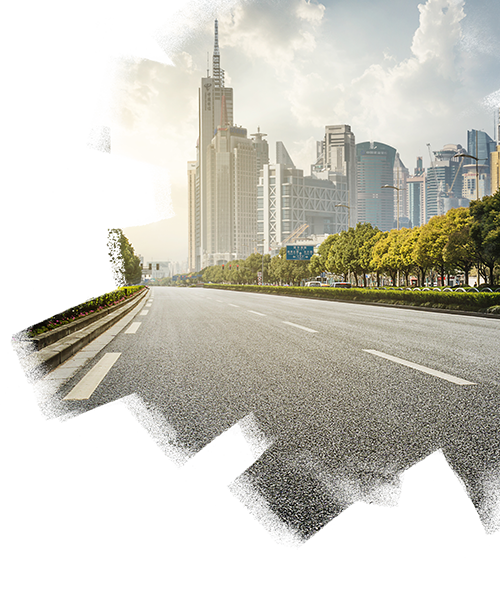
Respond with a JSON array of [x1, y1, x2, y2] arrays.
[[10, 286, 144, 340], [204, 284, 500, 313]]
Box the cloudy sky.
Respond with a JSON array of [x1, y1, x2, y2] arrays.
[[52, 0, 500, 261]]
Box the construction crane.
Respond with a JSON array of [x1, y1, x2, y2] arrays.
[[281, 224, 309, 246]]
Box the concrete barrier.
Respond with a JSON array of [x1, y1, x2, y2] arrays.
[[13, 287, 150, 381]]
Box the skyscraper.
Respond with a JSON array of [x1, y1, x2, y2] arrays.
[[425, 144, 465, 221], [355, 141, 396, 232], [491, 144, 500, 193], [312, 124, 357, 224], [81, 126, 111, 217], [467, 129, 496, 196], [189, 20, 235, 271]]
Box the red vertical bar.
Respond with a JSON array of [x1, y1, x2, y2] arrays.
[[0, 0, 10, 558]]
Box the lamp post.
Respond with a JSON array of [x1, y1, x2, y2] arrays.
[[381, 184, 402, 286], [454, 151, 479, 202]]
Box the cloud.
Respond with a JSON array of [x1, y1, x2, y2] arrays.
[[295, 0, 326, 23], [281, 0, 478, 161]]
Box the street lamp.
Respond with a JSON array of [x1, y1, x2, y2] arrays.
[[454, 152, 478, 202], [381, 184, 401, 230]]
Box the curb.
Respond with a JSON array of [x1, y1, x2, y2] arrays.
[[14, 288, 150, 380], [29, 287, 149, 350], [206, 286, 500, 319]]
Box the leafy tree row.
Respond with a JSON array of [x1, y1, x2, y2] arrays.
[[310, 190, 500, 287], [10, 0, 141, 290]]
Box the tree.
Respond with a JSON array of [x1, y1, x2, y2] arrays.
[[107, 228, 142, 286], [354, 222, 380, 286], [442, 208, 476, 286], [470, 190, 500, 286], [412, 216, 450, 286]]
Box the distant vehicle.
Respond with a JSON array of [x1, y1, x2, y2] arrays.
[[304, 281, 322, 287], [329, 282, 352, 288]]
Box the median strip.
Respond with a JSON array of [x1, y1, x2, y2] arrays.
[[362, 349, 476, 385], [63, 352, 121, 400]]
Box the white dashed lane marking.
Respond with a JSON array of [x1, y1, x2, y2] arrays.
[[140, 310, 149, 315], [228, 304, 239, 308], [283, 321, 318, 333], [63, 353, 121, 401], [125, 322, 142, 334], [363, 349, 476, 385], [248, 310, 266, 316]]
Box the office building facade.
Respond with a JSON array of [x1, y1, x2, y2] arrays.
[[205, 126, 257, 263], [425, 144, 466, 221], [257, 143, 347, 255], [189, 20, 235, 271], [355, 141, 396, 232], [312, 125, 357, 225]]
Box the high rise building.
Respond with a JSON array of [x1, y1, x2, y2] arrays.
[[467, 129, 496, 195], [257, 143, 347, 255], [425, 144, 465, 221], [81, 126, 111, 217], [189, 20, 235, 271], [406, 157, 426, 228], [491, 145, 500, 193], [205, 125, 257, 263], [187, 161, 197, 272], [393, 152, 409, 227], [251, 127, 269, 176], [355, 141, 396, 232], [312, 125, 357, 224]]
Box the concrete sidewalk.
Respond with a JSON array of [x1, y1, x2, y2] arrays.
[[14, 287, 150, 382]]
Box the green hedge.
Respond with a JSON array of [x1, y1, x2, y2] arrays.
[[10, 285, 144, 341], [205, 284, 500, 313]]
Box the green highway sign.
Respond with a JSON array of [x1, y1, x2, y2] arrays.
[[286, 245, 314, 260]]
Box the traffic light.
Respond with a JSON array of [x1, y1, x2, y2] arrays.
[[229, 264, 232, 270], [222, 264, 225, 270]]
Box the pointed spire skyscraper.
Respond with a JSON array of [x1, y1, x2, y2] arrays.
[[188, 19, 235, 272]]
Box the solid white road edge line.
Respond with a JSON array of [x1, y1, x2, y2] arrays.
[[362, 349, 476, 385], [125, 322, 142, 334], [283, 321, 318, 333], [63, 353, 122, 400]]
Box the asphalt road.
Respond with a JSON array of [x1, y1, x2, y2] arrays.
[[41, 287, 500, 540]]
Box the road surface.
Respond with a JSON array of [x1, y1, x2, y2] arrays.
[[38, 286, 500, 540]]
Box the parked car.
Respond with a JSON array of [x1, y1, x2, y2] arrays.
[[330, 282, 352, 288], [304, 281, 322, 287]]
